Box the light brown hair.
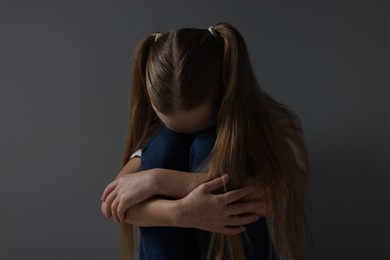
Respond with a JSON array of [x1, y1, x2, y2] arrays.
[[120, 23, 310, 260]]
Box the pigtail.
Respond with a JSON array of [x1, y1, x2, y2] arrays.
[[120, 34, 159, 260], [204, 23, 254, 260], [121, 34, 157, 166], [207, 23, 310, 259], [212, 23, 253, 180]]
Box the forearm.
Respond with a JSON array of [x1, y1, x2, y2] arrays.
[[102, 162, 206, 221], [124, 175, 264, 235], [152, 169, 205, 199], [113, 157, 205, 198], [124, 197, 184, 227], [103, 160, 272, 224]]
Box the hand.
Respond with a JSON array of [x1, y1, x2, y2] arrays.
[[178, 174, 265, 235], [101, 171, 155, 223]]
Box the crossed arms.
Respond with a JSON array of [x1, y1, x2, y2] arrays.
[[101, 157, 272, 235]]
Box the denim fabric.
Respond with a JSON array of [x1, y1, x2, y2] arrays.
[[138, 127, 271, 260]]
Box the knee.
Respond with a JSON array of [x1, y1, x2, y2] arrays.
[[141, 128, 192, 171], [190, 129, 216, 172]]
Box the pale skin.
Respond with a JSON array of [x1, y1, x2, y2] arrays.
[[101, 102, 273, 235]]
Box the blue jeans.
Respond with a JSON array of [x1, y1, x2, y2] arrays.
[[139, 128, 271, 260]]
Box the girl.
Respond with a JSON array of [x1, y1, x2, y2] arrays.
[[101, 23, 310, 260]]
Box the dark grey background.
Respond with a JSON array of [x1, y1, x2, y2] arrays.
[[1, 0, 389, 259]]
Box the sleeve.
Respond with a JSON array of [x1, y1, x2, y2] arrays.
[[129, 149, 142, 159]]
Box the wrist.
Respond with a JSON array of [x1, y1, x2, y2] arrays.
[[147, 168, 163, 196], [149, 168, 180, 197], [172, 198, 191, 228]]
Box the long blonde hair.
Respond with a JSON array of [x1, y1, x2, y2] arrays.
[[120, 23, 310, 260]]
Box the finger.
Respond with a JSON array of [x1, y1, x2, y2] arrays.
[[101, 180, 118, 201], [111, 198, 120, 223], [104, 190, 118, 218], [259, 199, 273, 216], [117, 201, 127, 223], [222, 185, 255, 204], [267, 202, 273, 215], [101, 201, 110, 218], [256, 207, 272, 217], [200, 174, 230, 193], [226, 214, 260, 227], [228, 200, 265, 216]]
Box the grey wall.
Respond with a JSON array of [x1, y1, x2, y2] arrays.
[[1, 0, 389, 259]]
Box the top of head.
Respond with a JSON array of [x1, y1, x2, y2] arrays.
[[133, 23, 257, 131], [146, 24, 229, 116]]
